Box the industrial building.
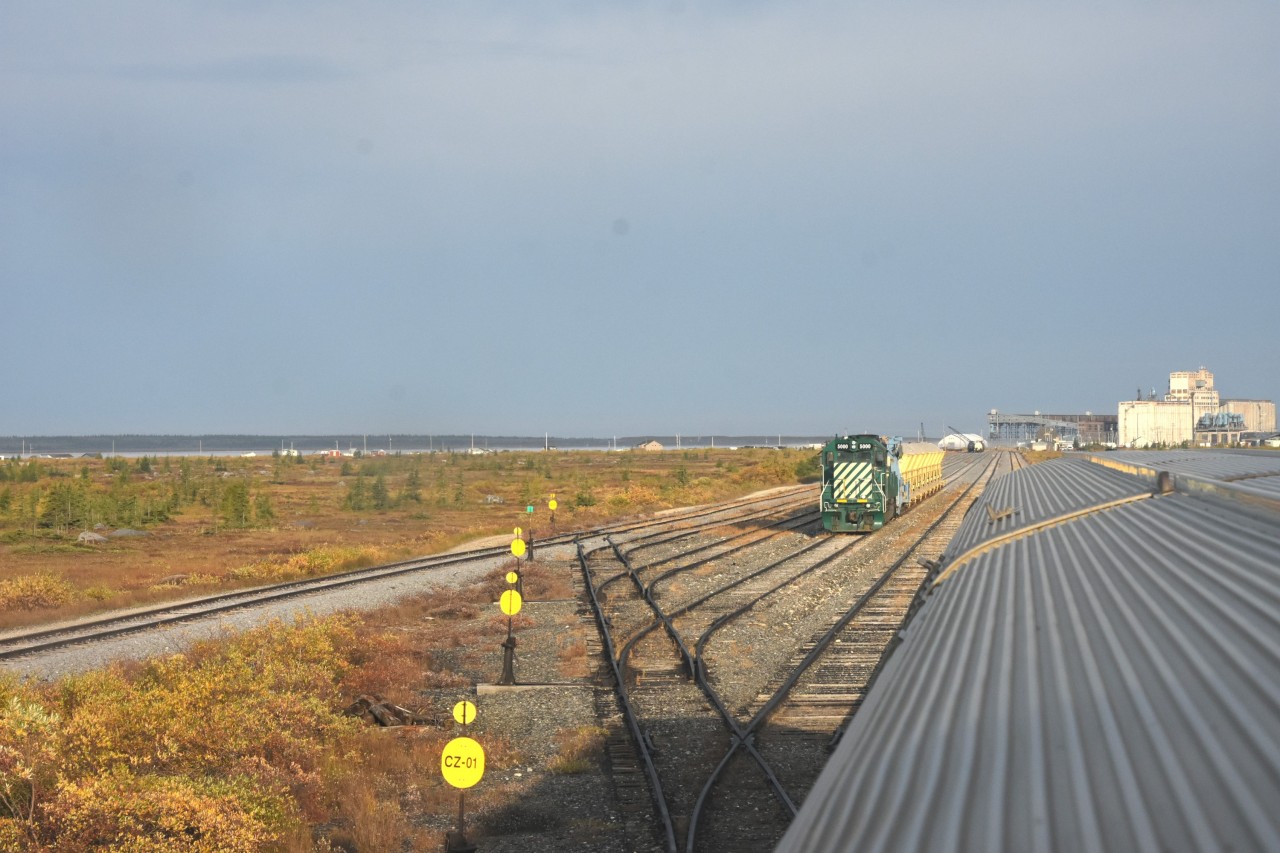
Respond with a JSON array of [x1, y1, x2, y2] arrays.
[[986, 411, 1118, 446], [1118, 367, 1276, 448], [991, 368, 1275, 450]]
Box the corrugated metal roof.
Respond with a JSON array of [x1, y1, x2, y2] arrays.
[[1095, 449, 1280, 482], [777, 463, 1280, 853], [944, 458, 1148, 557], [1230, 474, 1280, 501]]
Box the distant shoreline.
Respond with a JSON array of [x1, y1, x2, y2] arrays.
[[0, 433, 838, 457]]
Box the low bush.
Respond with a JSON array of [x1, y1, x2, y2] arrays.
[[0, 574, 76, 611]]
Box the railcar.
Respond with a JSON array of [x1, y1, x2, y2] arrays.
[[820, 435, 943, 532]]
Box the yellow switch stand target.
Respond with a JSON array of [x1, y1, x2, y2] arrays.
[[548, 494, 557, 510], [505, 570, 519, 584], [441, 736, 485, 789], [500, 589, 523, 616], [452, 700, 476, 726], [510, 538, 526, 557]]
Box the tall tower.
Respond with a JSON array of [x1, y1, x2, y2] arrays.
[[1165, 367, 1219, 425]]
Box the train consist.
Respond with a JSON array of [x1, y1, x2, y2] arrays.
[[819, 435, 944, 532]]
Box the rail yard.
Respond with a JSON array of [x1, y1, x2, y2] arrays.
[[4, 446, 1279, 851]]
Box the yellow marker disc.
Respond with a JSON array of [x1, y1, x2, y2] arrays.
[[441, 736, 485, 789], [452, 700, 477, 725], [548, 499, 558, 510], [511, 538, 527, 557], [505, 570, 519, 584], [500, 589, 523, 616], [513, 527, 522, 537]]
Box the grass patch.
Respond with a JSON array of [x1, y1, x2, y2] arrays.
[[548, 726, 608, 775]]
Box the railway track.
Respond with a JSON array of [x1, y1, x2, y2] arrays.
[[0, 485, 813, 666], [579, 451, 1011, 852]]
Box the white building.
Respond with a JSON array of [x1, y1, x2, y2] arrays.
[[1222, 399, 1277, 433], [938, 433, 985, 452], [1118, 399, 1193, 448], [1165, 367, 1220, 424], [1119, 367, 1276, 447]]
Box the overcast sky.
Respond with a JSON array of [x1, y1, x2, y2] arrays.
[[2, 2, 1277, 438]]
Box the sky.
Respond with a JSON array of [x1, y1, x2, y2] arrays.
[[2, 1, 1278, 439]]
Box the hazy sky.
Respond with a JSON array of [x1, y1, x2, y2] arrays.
[[3, 2, 1277, 438]]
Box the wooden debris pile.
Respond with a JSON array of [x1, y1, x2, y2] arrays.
[[344, 694, 434, 727]]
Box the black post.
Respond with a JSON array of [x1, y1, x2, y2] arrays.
[[444, 790, 476, 852], [498, 618, 517, 685]]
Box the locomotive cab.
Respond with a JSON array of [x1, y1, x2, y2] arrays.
[[820, 435, 900, 532]]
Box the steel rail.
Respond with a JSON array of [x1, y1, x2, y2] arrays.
[[576, 541, 680, 853], [591, 499, 818, 593], [0, 486, 810, 662], [684, 451, 1004, 851], [578, 490, 816, 564]]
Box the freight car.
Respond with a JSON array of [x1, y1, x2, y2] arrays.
[[820, 435, 943, 532]]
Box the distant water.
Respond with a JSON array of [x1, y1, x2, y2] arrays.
[[0, 434, 836, 458]]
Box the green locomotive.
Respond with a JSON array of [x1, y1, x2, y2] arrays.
[[820, 434, 905, 532], [820, 434, 945, 532]]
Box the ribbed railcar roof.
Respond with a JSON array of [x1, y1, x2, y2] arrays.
[[1230, 474, 1280, 500], [776, 468, 1280, 853], [944, 458, 1148, 557], [1099, 449, 1280, 482]]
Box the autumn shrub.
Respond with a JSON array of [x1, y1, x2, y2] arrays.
[[0, 616, 371, 850], [43, 771, 280, 853], [228, 544, 396, 583], [0, 574, 76, 611], [0, 694, 60, 847], [424, 593, 482, 621], [80, 585, 114, 602], [622, 485, 663, 509], [337, 631, 426, 702]]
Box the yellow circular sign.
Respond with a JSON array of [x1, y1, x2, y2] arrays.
[[500, 589, 523, 616], [513, 527, 522, 537], [505, 570, 519, 584], [441, 736, 485, 789], [511, 538, 527, 557], [548, 499, 558, 510], [452, 700, 477, 725]]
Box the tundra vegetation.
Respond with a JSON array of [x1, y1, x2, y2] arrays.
[[0, 447, 815, 849], [0, 448, 813, 630], [0, 560, 544, 852]]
